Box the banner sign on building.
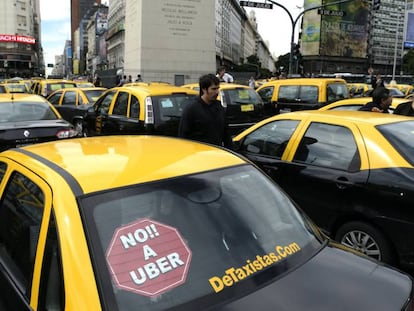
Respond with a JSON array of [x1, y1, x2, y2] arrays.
[[404, 12, 414, 49], [302, 0, 369, 58], [0, 34, 35, 45]]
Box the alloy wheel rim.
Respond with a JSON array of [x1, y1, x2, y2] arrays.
[[340, 230, 381, 260]]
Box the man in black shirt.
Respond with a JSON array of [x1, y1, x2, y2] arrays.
[[359, 87, 392, 113], [394, 101, 414, 116], [178, 74, 233, 149]]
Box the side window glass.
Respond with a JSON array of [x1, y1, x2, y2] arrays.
[[241, 120, 300, 157], [129, 95, 140, 118], [95, 91, 115, 115], [327, 83, 348, 103], [278, 86, 299, 102], [299, 86, 318, 103], [112, 92, 129, 116], [48, 94, 61, 105], [0, 172, 44, 300], [293, 123, 360, 171], [257, 86, 274, 102], [62, 91, 77, 106], [37, 211, 64, 311], [0, 162, 6, 183]]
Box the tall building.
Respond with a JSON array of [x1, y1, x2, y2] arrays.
[[71, 0, 101, 54], [0, 0, 43, 78]]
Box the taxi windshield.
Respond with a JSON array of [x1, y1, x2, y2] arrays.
[[80, 165, 322, 310]]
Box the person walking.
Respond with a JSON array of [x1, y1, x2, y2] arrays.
[[178, 73, 233, 149], [358, 87, 392, 113], [248, 76, 256, 89]]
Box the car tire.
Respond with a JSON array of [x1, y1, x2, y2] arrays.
[[335, 221, 395, 265]]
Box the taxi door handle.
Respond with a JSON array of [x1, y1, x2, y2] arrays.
[[335, 177, 352, 190]]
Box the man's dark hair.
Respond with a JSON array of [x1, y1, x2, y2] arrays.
[[199, 74, 220, 96], [372, 87, 390, 104]]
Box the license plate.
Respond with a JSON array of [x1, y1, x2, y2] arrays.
[[240, 104, 254, 112]]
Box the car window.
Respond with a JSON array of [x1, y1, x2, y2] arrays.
[[327, 83, 348, 103], [278, 86, 299, 103], [129, 95, 140, 119], [84, 89, 106, 103], [0, 162, 6, 183], [37, 211, 64, 310], [377, 120, 414, 167], [112, 92, 129, 116], [293, 122, 360, 171], [81, 166, 319, 310], [62, 91, 77, 106], [1, 102, 59, 122], [257, 86, 274, 102], [47, 93, 61, 105], [95, 91, 115, 114], [240, 120, 300, 157], [298, 86, 318, 103], [221, 88, 263, 106], [153, 94, 196, 121], [0, 171, 44, 300], [0, 85, 6, 93]]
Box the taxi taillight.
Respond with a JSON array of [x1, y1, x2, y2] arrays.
[[145, 97, 154, 124]]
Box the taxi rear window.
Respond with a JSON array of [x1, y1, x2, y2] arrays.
[[222, 88, 263, 106], [152, 94, 197, 121], [81, 165, 320, 310], [377, 120, 414, 166]]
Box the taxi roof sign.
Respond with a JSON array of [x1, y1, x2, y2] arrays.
[[106, 218, 192, 297]]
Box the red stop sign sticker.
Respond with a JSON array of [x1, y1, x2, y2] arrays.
[[106, 218, 192, 297]]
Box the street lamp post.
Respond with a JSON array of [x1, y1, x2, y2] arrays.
[[266, 0, 356, 76]]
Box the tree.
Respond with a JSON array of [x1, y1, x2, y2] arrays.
[[403, 50, 414, 75], [275, 53, 290, 76]]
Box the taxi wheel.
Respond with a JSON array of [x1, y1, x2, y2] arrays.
[[335, 221, 395, 265]]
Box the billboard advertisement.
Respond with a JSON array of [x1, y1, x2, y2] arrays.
[[0, 34, 35, 45], [302, 0, 369, 58], [302, 0, 322, 56], [404, 12, 414, 48]]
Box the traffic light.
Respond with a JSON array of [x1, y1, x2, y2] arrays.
[[373, 0, 380, 10], [293, 43, 301, 60]]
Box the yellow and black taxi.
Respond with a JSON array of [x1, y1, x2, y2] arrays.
[[47, 87, 107, 136], [347, 82, 371, 97], [30, 79, 78, 97], [0, 82, 30, 93], [256, 78, 349, 113], [84, 84, 198, 136], [0, 135, 412, 310], [0, 93, 77, 151], [182, 82, 272, 136], [319, 96, 412, 113], [233, 110, 414, 270]]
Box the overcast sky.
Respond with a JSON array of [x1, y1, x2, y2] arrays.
[[40, 0, 304, 67]]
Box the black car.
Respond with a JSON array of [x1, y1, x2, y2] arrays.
[[234, 110, 414, 270], [0, 93, 77, 151], [84, 84, 198, 137]]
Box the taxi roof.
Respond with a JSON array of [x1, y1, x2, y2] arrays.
[[3, 136, 245, 194], [117, 84, 198, 96], [0, 93, 46, 102], [274, 110, 413, 126]]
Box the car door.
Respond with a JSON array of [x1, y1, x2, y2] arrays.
[[0, 161, 57, 310], [104, 91, 140, 134], [279, 120, 369, 232], [57, 90, 79, 122], [92, 90, 116, 135]]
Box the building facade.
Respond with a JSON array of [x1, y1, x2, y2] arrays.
[[300, 0, 410, 76], [0, 0, 43, 78]]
